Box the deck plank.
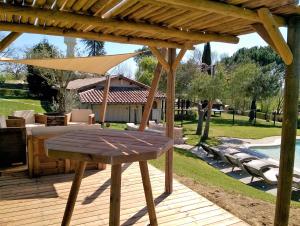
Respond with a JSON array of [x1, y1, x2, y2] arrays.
[[0, 163, 248, 226]]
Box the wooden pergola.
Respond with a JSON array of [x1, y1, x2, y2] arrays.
[[0, 0, 299, 225]]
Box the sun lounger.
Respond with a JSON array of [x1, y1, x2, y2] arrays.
[[224, 152, 258, 171], [275, 173, 300, 190], [243, 159, 279, 185], [292, 174, 300, 189], [200, 143, 240, 162]]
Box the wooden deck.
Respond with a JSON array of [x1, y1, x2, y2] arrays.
[[0, 163, 248, 226]]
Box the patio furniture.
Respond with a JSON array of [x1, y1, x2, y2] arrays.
[[224, 152, 258, 171], [6, 116, 26, 128], [28, 124, 104, 177], [65, 109, 95, 126], [292, 174, 300, 189], [45, 129, 173, 226], [45, 112, 67, 126], [200, 143, 240, 162], [0, 127, 26, 168], [243, 159, 279, 185], [12, 110, 46, 129], [212, 109, 224, 116]]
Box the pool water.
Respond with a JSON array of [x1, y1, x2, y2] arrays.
[[251, 141, 300, 169]]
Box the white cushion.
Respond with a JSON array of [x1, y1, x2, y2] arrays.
[[0, 115, 7, 128], [13, 110, 35, 124], [70, 109, 92, 122], [67, 122, 88, 126]]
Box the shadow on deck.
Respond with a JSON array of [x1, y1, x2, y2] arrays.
[[0, 163, 247, 226]]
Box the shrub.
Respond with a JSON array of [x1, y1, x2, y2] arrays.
[[0, 76, 5, 84], [175, 109, 197, 121], [0, 88, 29, 97]]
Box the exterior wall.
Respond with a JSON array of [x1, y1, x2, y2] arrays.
[[96, 77, 140, 89], [80, 100, 162, 123], [151, 99, 163, 123], [81, 98, 164, 123], [91, 104, 143, 123]]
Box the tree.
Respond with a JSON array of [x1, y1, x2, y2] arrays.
[[26, 40, 59, 101], [202, 42, 213, 140], [189, 67, 225, 139], [133, 46, 152, 63], [225, 63, 257, 124], [221, 46, 284, 122], [26, 40, 83, 112], [81, 40, 105, 56], [176, 58, 201, 98], [135, 56, 157, 86]]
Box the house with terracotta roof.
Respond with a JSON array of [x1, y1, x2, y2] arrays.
[[67, 75, 165, 123]]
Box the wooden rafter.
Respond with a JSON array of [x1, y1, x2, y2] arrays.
[[0, 3, 239, 44], [0, 32, 21, 52], [144, 0, 286, 27], [102, 0, 137, 19], [0, 22, 188, 49], [94, 0, 121, 16], [257, 8, 293, 65]]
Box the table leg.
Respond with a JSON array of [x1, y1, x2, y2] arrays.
[[109, 164, 122, 226], [62, 161, 87, 226], [139, 161, 158, 226]]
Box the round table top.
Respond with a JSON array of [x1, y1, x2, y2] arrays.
[[45, 129, 173, 165]]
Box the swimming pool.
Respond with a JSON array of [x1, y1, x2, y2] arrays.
[[251, 140, 300, 169]]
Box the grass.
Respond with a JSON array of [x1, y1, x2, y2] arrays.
[[106, 122, 127, 130], [0, 96, 46, 116], [149, 148, 300, 207], [180, 113, 288, 146]]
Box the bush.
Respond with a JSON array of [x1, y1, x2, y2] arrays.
[[0, 88, 29, 97], [0, 76, 5, 84], [175, 109, 197, 121], [0, 83, 28, 89]]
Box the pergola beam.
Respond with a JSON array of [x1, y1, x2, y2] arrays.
[[145, 0, 286, 27], [150, 47, 170, 72], [0, 32, 21, 52], [139, 48, 167, 132], [99, 75, 111, 124], [0, 3, 239, 44], [252, 23, 279, 53], [258, 8, 293, 65], [172, 48, 187, 71], [0, 22, 188, 49]]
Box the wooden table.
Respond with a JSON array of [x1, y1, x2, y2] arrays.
[[45, 129, 173, 226]]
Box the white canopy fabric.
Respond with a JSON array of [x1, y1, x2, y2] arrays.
[[0, 52, 139, 75]]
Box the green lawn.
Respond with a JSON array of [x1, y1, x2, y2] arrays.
[[0, 97, 46, 116], [180, 113, 289, 146], [149, 148, 300, 207]]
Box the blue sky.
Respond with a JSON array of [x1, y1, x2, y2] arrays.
[[3, 27, 287, 76]]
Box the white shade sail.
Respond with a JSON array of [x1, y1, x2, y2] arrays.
[[0, 52, 139, 75]]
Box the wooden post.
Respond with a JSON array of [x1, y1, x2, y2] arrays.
[[274, 16, 300, 226], [165, 48, 176, 194], [109, 164, 122, 226], [139, 161, 158, 226], [62, 161, 87, 226], [139, 48, 166, 131], [99, 75, 111, 125]]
